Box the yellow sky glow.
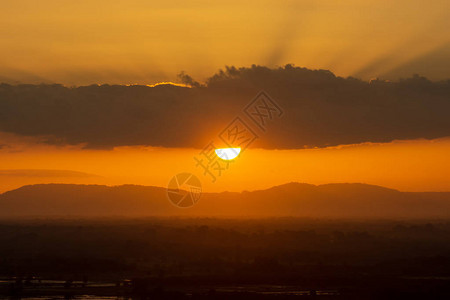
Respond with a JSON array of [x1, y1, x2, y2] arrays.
[[0, 0, 449, 85]]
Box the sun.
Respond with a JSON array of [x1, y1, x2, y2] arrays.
[[215, 147, 241, 160]]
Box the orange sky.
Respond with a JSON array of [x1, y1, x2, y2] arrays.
[[0, 132, 449, 193], [0, 1, 449, 195], [0, 0, 449, 84]]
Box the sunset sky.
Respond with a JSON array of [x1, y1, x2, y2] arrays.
[[0, 0, 449, 84], [0, 1, 449, 195], [2, 4, 450, 299], [0, 133, 449, 194]]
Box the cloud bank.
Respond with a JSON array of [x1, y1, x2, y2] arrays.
[[0, 65, 449, 149]]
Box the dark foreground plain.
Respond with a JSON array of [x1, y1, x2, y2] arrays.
[[0, 218, 450, 299]]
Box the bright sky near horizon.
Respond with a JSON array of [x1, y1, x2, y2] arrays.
[[0, 0, 449, 85], [0, 133, 449, 193]]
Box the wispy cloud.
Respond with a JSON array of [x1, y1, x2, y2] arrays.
[[0, 169, 100, 178]]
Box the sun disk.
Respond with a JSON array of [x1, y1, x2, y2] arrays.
[[215, 148, 241, 160]]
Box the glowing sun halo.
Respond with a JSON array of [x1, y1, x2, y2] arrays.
[[215, 148, 241, 160]]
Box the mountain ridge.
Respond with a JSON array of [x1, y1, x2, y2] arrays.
[[0, 182, 449, 218]]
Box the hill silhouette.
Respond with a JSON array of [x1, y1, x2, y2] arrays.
[[0, 182, 449, 218]]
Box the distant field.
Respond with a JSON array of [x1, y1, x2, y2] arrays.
[[0, 218, 449, 298]]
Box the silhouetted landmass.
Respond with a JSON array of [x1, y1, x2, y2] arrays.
[[1, 65, 449, 149], [0, 182, 450, 218], [1, 183, 450, 298], [0, 217, 449, 299]]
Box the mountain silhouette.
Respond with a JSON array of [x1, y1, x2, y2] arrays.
[[0, 183, 449, 218]]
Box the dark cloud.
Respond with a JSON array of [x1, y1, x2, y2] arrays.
[[0, 65, 449, 149]]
